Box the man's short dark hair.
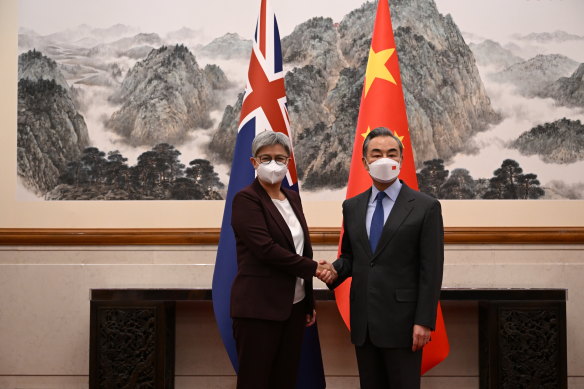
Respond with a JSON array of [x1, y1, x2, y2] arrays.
[[362, 127, 404, 156]]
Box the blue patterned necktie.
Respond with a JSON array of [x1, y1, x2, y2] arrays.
[[369, 191, 386, 252]]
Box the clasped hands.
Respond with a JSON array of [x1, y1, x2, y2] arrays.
[[316, 260, 337, 284]]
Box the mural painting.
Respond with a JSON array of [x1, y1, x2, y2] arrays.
[[17, 0, 584, 200]]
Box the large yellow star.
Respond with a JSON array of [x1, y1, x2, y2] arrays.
[[364, 47, 396, 97], [361, 127, 372, 139]]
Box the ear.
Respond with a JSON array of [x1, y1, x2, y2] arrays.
[[250, 157, 258, 169], [362, 156, 369, 171]]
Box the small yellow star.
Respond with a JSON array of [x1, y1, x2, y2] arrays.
[[361, 127, 372, 139], [364, 47, 396, 97], [393, 130, 404, 143]]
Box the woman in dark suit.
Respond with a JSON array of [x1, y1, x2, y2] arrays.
[[230, 131, 329, 389]]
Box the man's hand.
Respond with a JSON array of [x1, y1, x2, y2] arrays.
[[316, 260, 338, 284], [412, 324, 432, 351], [306, 309, 316, 327]]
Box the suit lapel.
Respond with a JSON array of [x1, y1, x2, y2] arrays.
[[252, 179, 295, 250], [372, 182, 415, 258], [352, 189, 374, 258]]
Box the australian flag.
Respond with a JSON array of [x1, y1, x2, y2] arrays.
[[211, 0, 326, 387]]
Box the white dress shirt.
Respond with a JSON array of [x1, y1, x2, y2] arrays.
[[365, 179, 403, 239], [271, 198, 306, 304]]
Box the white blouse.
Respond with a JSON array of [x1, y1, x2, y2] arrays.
[[271, 197, 306, 304]]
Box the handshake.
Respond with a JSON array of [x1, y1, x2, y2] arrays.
[[316, 260, 338, 284]]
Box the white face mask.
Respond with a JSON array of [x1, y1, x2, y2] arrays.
[[256, 160, 288, 185], [367, 158, 400, 183]]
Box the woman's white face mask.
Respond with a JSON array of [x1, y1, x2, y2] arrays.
[[367, 158, 400, 183], [256, 161, 288, 184]]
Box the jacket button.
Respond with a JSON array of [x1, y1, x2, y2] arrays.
[[370, 262, 374, 267]]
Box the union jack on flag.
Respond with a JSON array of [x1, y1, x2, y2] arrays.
[[212, 0, 325, 387], [238, 0, 298, 189]]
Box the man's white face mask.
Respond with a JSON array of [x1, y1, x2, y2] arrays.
[[367, 158, 400, 183]]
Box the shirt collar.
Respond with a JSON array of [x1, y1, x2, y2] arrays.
[[370, 179, 403, 203]]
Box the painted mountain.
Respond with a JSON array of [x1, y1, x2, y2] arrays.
[[512, 118, 584, 164], [537, 63, 584, 108], [514, 30, 584, 44], [489, 54, 580, 96], [469, 40, 524, 71], [107, 44, 230, 147], [197, 33, 252, 60], [17, 50, 90, 195]]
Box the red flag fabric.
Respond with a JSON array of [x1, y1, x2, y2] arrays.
[[335, 0, 449, 374]]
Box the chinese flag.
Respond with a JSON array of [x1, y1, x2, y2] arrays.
[[335, 0, 449, 374]]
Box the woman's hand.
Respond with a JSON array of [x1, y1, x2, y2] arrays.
[[306, 309, 316, 327], [316, 260, 338, 284]]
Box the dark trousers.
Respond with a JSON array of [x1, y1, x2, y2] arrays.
[[232, 299, 306, 389], [355, 332, 422, 389]]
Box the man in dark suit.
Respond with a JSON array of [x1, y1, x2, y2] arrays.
[[321, 126, 444, 389]]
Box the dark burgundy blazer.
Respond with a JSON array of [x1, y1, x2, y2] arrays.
[[230, 178, 317, 321], [331, 181, 444, 348]]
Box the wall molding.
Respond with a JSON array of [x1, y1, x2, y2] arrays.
[[0, 227, 583, 245]]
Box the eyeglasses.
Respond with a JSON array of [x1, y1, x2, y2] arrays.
[[255, 154, 290, 166]]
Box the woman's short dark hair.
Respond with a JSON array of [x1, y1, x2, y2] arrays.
[[362, 127, 403, 156]]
